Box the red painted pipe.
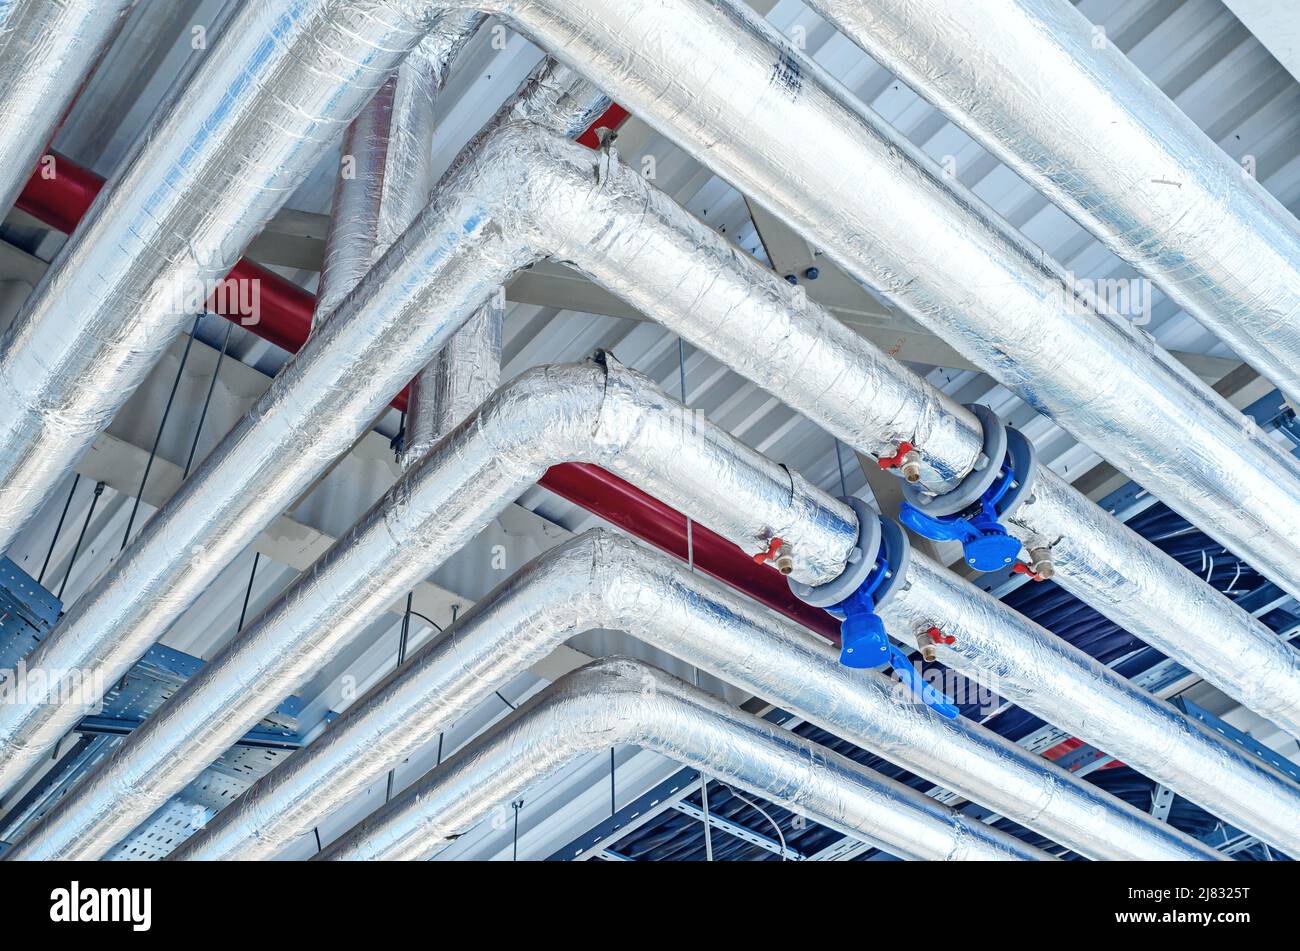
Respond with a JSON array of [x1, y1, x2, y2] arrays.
[[13, 128, 842, 642], [540, 463, 840, 636], [575, 103, 629, 149], [13, 154, 100, 232]]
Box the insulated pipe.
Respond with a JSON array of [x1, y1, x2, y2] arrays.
[[313, 17, 489, 320], [58, 321, 1290, 863], [315, 79, 402, 327], [314, 35, 449, 326], [168, 530, 1214, 863], [4, 359, 859, 861], [1004, 468, 1300, 737], [168, 412, 1299, 863], [0, 1, 458, 554], [452, 0, 1300, 607], [6, 112, 1295, 804], [539, 462, 838, 639], [403, 290, 504, 460], [2, 146, 832, 646], [12, 45, 1295, 740], [394, 13, 1300, 738], [0, 68, 798, 795], [0, 15, 499, 796], [438, 128, 1292, 747], [402, 61, 608, 464], [2, 3, 1289, 789], [388, 123, 1300, 735], [31, 143, 1280, 733], [23, 128, 835, 626], [0, 78, 855, 795], [319, 27, 503, 464], [317, 657, 1050, 862], [878, 552, 1300, 855], [806, 0, 1300, 408], [0, 0, 133, 216]]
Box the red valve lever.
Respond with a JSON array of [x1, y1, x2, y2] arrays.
[[878, 441, 915, 470], [754, 537, 784, 565], [926, 626, 955, 646], [1012, 562, 1045, 582]]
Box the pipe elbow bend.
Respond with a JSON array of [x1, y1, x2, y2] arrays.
[[545, 656, 681, 751]]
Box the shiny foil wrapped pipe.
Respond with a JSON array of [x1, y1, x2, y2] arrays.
[[0, 0, 443, 555], [316, 15, 484, 324], [5, 359, 857, 861], [404, 10, 1300, 740], [322, 16, 493, 463], [462, 128, 1299, 740], [171, 531, 1213, 863], [402, 60, 609, 464], [1008, 467, 1300, 736], [0, 105, 965, 795], [4, 79, 1292, 812], [0, 26, 527, 797], [0, 0, 133, 217], [0, 66, 597, 795], [464, 0, 1300, 606], [808, 0, 1300, 408], [5, 108, 1292, 797], [433, 58, 610, 192], [402, 290, 504, 462], [318, 658, 1049, 862], [315, 74, 402, 324], [882, 551, 1300, 855]]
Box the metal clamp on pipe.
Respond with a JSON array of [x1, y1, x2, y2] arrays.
[[788, 497, 957, 718], [898, 405, 1037, 573]]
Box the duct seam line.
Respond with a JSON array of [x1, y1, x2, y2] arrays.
[[461, 0, 1300, 610], [316, 76, 401, 326], [316, 657, 1051, 862], [162, 529, 1215, 863], [4, 358, 857, 860], [323, 23, 479, 466], [402, 291, 505, 464], [805, 0, 1300, 409]]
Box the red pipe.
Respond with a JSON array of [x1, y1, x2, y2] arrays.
[[575, 103, 629, 149], [540, 463, 838, 636], [14, 153, 100, 232], [15, 155, 321, 354], [13, 135, 842, 641]]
